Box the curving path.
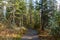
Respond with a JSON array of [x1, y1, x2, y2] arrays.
[[21, 29, 40, 40]]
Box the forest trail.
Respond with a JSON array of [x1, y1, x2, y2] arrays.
[[21, 29, 40, 40]]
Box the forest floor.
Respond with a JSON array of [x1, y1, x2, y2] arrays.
[[0, 28, 54, 40], [0, 29, 21, 38], [0, 23, 49, 40], [0, 28, 40, 40]]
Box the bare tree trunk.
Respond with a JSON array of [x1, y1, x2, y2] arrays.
[[40, 0, 45, 31]]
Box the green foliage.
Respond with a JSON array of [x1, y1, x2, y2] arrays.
[[50, 26, 60, 36], [50, 10, 60, 36]]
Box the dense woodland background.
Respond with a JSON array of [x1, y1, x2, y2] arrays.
[[0, 0, 60, 40]]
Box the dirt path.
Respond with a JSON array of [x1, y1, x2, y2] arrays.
[[21, 29, 40, 40]]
